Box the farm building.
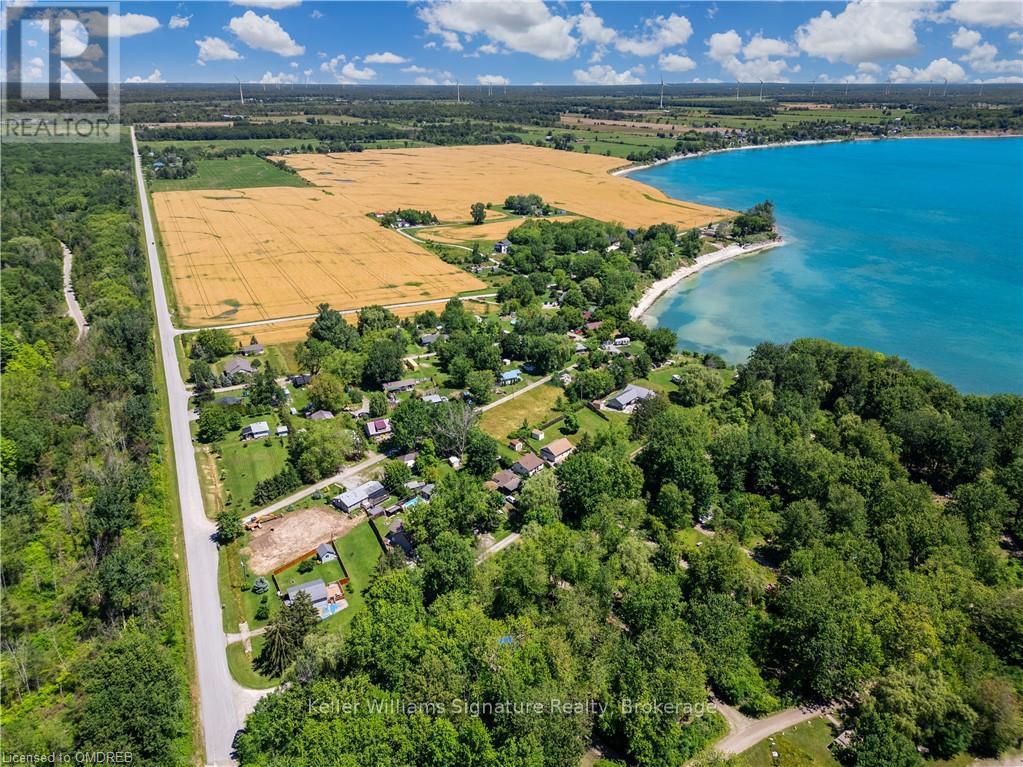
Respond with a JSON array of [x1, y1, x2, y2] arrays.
[[541, 438, 575, 465], [241, 421, 271, 440], [275, 424, 289, 437], [494, 239, 511, 255], [606, 384, 656, 412], [365, 418, 392, 438], [512, 453, 545, 477], [332, 480, 387, 513], [422, 393, 448, 404]]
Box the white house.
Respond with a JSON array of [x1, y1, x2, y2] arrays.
[[241, 421, 271, 440], [332, 480, 387, 513]]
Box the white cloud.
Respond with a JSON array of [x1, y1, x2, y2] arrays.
[[320, 55, 376, 83], [109, 12, 160, 37], [889, 57, 967, 83], [840, 62, 882, 83], [616, 13, 692, 57], [573, 64, 645, 85], [946, 1, 1022, 28], [402, 64, 430, 74], [658, 53, 696, 72], [951, 26, 981, 49], [707, 30, 743, 62], [418, 0, 578, 60], [415, 76, 438, 85], [858, 61, 882, 74], [476, 73, 509, 85], [289, 61, 298, 68], [796, 1, 930, 64], [310, 10, 324, 20], [707, 29, 797, 82], [976, 74, 1023, 83], [303, 68, 312, 76], [477, 42, 500, 55], [169, 14, 191, 30], [576, 2, 615, 45], [258, 70, 297, 84], [364, 51, 408, 64], [743, 34, 797, 59], [231, 0, 303, 8], [229, 11, 305, 56], [125, 68, 165, 83], [196, 36, 242, 65]]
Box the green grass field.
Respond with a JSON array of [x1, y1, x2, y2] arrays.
[[226, 636, 280, 689], [275, 557, 345, 592], [216, 420, 290, 511], [480, 382, 565, 440], [142, 137, 322, 152], [149, 155, 310, 191], [740, 717, 840, 767], [322, 521, 384, 634]]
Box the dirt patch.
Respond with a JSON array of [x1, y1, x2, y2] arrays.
[[198, 447, 224, 519], [245, 506, 363, 574]]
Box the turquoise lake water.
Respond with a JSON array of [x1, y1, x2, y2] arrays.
[[635, 137, 1023, 394]]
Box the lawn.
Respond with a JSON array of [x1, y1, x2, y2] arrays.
[[480, 382, 565, 440], [216, 419, 289, 511], [226, 636, 280, 689], [274, 557, 345, 593], [740, 717, 840, 767], [322, 521, 384, 634], [150, 155, 310, 191]]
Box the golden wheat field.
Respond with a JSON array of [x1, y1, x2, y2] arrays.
[[152, 186, 485, 326], [220, 297, 495, 345], [278, 144, 732, 228]]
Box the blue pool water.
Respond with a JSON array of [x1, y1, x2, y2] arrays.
[[634, 137, 1023, 394]]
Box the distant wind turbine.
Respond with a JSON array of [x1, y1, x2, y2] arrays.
[[942, 77, 948, 97], [735, 79, 740, 101], [928, 81, 933, 97], [234, 75, 245, 105], [884, 78, 891, 97], [659, 74, 665, 109], [810, 75, 818, 97], [978, 82, 984, 98], [844, 81, 850, 96], [759, 79, 764, 102], [456, 81, 460, 103]]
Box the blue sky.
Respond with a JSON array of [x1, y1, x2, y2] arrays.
[[13, 1, 1023, 86]]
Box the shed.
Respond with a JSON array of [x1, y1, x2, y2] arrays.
[[275, 424, 289, 437], [316, 542, 337, 563], [494, 239, 511, 255]]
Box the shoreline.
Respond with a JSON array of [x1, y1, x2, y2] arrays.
[[630, 237, 784, 320], [612, 132, 1023, 177]]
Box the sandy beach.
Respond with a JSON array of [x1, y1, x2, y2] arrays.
[[612, 133, 1021, 177], [630, 238, 784, 320]]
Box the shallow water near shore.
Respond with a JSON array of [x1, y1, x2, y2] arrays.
[[634, 137, 1023, 394]]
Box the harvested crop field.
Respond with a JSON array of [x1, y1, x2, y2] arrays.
[[278, 144, 732, 229], [152, 186, 484, 326], [417, 215, 579, 245], [245, 506, 361, 574]]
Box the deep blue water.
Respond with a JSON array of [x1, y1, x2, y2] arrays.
[[634, 138, 1023, 394]]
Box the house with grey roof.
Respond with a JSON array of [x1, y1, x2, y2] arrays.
[[223, 357, 253, 377], [316, 542, 337, 563], [241, 421, 271, 440], [605, 384, 656, 412], [332, 480, 387, 513]]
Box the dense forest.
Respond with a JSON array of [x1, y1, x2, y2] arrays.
[[1, 141, 190, 761], [235, 336, 1023, 766]]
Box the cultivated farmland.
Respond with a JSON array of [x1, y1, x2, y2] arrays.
[[152, 185, 485, 325], [278, 144, 732, 228]]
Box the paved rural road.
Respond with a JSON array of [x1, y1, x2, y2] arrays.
[[61, 242, 88, 340], [243, 451, 388, 522], [712, 700, 833, 755], [131, 127, 264, 767]]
